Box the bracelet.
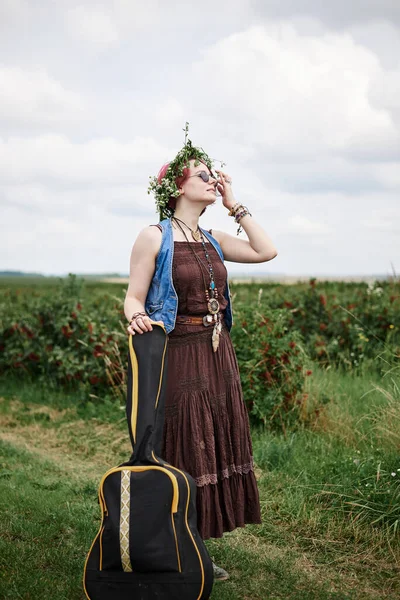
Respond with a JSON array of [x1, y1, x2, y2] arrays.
[[235, 206, 252, 235], [234, 210, 247, 222], [234, 206, 251, 223], [228, 202, 242, 216]]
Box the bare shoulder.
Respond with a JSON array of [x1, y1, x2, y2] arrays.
[[131, 225, 162, 263], [132, 225, 162, 257]]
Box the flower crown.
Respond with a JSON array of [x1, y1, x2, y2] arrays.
[[147, 122, 223, 221]]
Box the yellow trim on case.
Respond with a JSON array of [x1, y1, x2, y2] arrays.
[[128, 335, 138, 444], [151, 452, 181, 572], [99, 526, 104, 571], [128, 323, 168, 439], [82, 489, 106, 599], [152, 451, 205, 600], [99, 466, 179, 514], [171, 514, 182, 572], [154, 330, 168, 409], [168, 465, 205, 600]]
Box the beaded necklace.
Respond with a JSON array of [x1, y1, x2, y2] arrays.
[[172, 217, 222, 351]]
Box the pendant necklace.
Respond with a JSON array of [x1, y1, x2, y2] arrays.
[[172, 217, 222, 351], [172, 216, 201, 242]]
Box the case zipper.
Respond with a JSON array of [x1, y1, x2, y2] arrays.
[[152, 451, 205, 600]]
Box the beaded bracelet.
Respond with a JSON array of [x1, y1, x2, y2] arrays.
[[234, 210, 247, 222], [234, 206, 251, 222], [228, 202, 242, 216], [234, 206, 252, 234]]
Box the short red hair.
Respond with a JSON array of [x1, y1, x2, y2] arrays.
[[157, 158, 207, 215]]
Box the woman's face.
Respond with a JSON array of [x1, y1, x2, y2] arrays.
[[180, 160, 218, 204]]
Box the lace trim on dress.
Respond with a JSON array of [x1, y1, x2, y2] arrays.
[[195, 459, 255, 487]]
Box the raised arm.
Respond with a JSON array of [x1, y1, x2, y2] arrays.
[[124, 226, 162, 334], [212, 214, 278, 264], [213, 169, 278, 263]]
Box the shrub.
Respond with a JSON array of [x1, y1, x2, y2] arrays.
[[231, 302, 310, 432], [0, 275, 127, 400]]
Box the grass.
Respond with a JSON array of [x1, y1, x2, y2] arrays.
[[1, 364, 400, 599]]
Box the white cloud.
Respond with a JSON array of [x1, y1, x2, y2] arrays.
[[65, 5, 120, 49], [64, 0, 170, 49], [1, 6, 399, 276], [361, 207, 400, 233], [251, 0, 400, 30], [284, 215, 332, 235], [0, 134, 173, 185], [372, 163, 400, 190], [186, 24, 400, 161], [154, 97, 186, 133], [368, 66, 400, 119], [0, 0, 31, 30], [0, 67, 85, 128]]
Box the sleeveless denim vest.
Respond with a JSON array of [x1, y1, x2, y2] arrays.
[[145, 218, 233, 334]]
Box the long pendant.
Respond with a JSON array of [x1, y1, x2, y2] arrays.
[[212, 320, 222, 352]]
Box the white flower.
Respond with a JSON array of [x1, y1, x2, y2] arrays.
[[391, 472, 396, 477]]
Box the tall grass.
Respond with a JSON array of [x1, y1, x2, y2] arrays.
[[251, 353, 400, 566]]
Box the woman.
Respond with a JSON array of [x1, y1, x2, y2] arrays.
[[124, 132, 278, 581]]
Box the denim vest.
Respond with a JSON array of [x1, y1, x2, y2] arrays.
[[145, 218, 233, 334]]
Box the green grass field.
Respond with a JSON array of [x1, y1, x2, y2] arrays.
[[1, 362, 399, 600]]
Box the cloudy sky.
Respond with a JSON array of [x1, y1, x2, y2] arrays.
[[1, 0, 399, 277]]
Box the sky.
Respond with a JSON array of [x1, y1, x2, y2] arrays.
[[1, 0, 400, 277]]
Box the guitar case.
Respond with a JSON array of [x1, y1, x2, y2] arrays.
[[83, 323, 214, 599]]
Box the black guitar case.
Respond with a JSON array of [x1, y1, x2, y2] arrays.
[[83, 324, 214, 599]]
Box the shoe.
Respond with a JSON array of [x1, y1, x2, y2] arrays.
[[212, 561, 230, 581]]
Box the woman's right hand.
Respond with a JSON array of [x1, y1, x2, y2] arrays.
[[127, 316, 164, 335]]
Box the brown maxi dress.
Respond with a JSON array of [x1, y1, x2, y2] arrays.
[[161, 239, 261, 540]]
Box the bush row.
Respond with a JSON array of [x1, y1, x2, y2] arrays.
[[0, 275, 399, 430]]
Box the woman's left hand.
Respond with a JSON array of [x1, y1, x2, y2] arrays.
[[216, 170, 236, 211]]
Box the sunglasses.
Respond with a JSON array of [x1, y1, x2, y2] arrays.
[[187, 170, 218, 183]]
